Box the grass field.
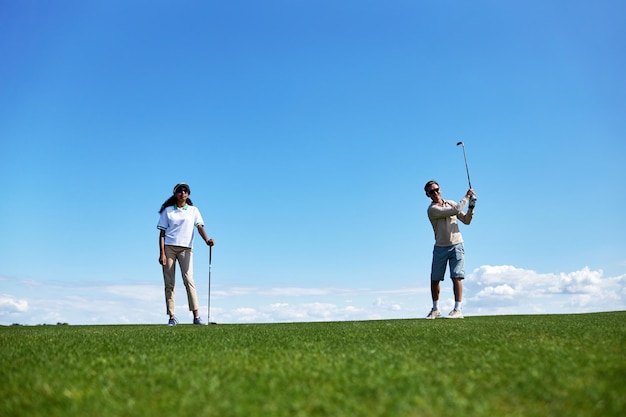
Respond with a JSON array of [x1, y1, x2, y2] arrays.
[[1, 312, 624, 417]]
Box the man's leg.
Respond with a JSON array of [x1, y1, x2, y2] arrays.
[[431, 280, 441, 304], [452, 278, 463, 303], [450, 243, 465, 304], [430, 245, 448, 306], [426, 280, 442, 319], [448, 244, 465, 318], [427, 246, 446, 318]]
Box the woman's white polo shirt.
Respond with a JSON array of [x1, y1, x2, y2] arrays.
[[157, 204, 204, 248]]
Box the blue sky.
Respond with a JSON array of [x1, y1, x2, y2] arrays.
[[1, 1, 625, 325]]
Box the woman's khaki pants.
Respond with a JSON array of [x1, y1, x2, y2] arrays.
[[163, 245, 199, 317]]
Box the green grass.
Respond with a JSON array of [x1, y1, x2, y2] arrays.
[[1, 312, 624, 417]]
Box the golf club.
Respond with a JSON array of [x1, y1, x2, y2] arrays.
[[207, 245, 217, 325], [457, 141, 477, 209], [456, 141, 472, 189]]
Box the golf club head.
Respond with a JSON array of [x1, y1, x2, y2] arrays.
[[456, 141, 464, 147]]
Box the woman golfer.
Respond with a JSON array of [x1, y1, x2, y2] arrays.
[[157, 183, 214, 326]]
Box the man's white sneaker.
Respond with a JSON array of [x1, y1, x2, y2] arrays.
[[447, 309, 464, 319], [426, 308, 442, 319]]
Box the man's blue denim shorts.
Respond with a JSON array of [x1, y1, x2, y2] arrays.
[[431, 243, 465, 281]]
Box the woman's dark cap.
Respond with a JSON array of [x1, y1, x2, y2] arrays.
[[173, 183, 191, 195]]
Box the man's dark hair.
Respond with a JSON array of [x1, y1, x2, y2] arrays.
[[424, 180, 438, 195]]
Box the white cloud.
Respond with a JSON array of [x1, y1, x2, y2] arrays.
[[225, 302, 369, 323], [230, 307, 269, 323], [551, 268, 604, 294], [218, 287, 376, 297], [1, 266, 624, 325], [102, 284, 163, 301], [0, 295, 29, 314], [465, 265, 626, 315]]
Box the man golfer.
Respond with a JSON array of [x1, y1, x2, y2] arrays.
[[424, 180, 476, 319]]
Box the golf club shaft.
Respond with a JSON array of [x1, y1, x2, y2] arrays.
[[457, 142, 472, 188], [208, 245, 212, 323]]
